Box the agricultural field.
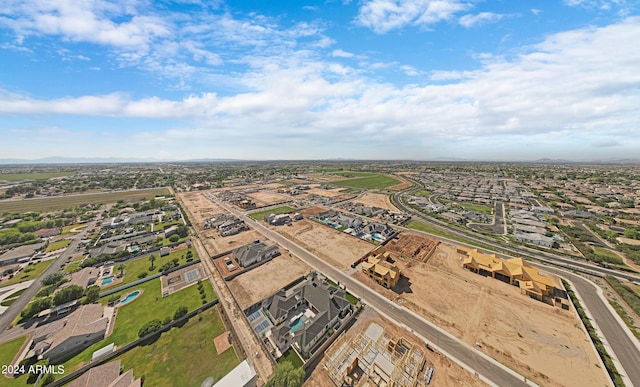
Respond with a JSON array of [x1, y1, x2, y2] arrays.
[[0, 188, 170, 213], [333, 173, 401, 190], [116, 307, 239, 386], [248, 205, 297, 220], [0, 172, 70, 181]]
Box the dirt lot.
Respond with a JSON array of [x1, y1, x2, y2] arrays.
[[305, 307, 486, 387], [245, 190, 292, 207], [352, 244, 608, 387], [353, 193, 399, 211], [177, 191, 227, 231], [385, 232, 439, 262], [387, 175, 413, 191], [227, 252, 311, 309], [277, 220, 375, 270]]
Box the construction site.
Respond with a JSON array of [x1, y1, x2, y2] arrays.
[[385, 233, 440, 263], [323, 322, 428, 387]]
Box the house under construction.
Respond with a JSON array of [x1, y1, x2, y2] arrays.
[[323, 322, 428, 387]]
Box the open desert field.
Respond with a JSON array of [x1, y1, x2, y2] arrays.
[[353, 243, 608, 387], [277, 220, 374, 270], [387, 175, 413, 191], [227, 252, 311, 309], [245, 190, 291, 207], [177, 191, 228, 230], [305, 307, 486, 387], [353, 193, 399, 211], [203, 229, 264, 256], [304, 186, 350, 198]]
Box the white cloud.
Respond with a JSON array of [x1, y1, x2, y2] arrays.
[[1, 17, 639, 156], [332, 49, 354, 58], [459, 12, 506, 28], [400, 65, 420, 76], [356, 0, 469, 33]]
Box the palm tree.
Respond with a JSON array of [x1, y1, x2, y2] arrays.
[[117, 263, 125, 278], [149, 254, 156, 270]]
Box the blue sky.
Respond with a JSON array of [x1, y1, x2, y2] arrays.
[[0, 0, 638, 161]]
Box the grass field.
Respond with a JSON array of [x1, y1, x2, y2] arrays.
[[593, 246, 622, 260], [61, 223, 86, 236], [0, 188, 170, 213], [0, 336, 28, 368], [63, 277, 215, 372], [117, 307, 239, 386], [0, 172, 70, 181], [0, 260, 54, 288], [279, 348, 304, 368], [45, 239, 71, 252], [413, 189, 433, 197], [249, 206, 297, 220], [333, 173, 400, 189], [460, 203, 493, 215], [116, 248, 196, 287]]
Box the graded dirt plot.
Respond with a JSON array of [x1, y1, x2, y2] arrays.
[[387, 175, 413, 191], [245, 190, 291, 207], [305, 307, 486, 387], [298, 206, 328, 217], [353, 244, 608, 387], [386, 232, 439, 262], [304, 186, 349, 198], [354, 193, 399, 211], [177, 191, 228, 232], [227, 253, 311, 309], [277, 220, 375, 270], [203, 229, 264, 256]]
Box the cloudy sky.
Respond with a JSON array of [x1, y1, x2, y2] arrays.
[[0, 0, 638, 161]]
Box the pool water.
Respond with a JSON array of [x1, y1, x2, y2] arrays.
[[372, 233, 385, 242], [118, 290, 141, 306], [100, 276, 114, 286], [290, 316, 307, 333]]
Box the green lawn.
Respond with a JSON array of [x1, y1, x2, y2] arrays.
[[0, 288, 27, 306], [61, 223, 86, 235], [0, 188, 170, 213], [63, 277, 215, 372], [0, 260, 54, 288], [249, 206, 297, 221], [64, 262, 81, 274], [46, 239, 71, 252], [117, 307, 239, 386], [460, 203, 493, 215], [413, 189, 433, 197], [115, 248, 197, 287], [333, 174, 400, 189], [279, 348, 304, 368], [405, 220, 447, 237], [0, 336, 27, 371], [593, 246, 622, 260], [0, 172, 70, 181]]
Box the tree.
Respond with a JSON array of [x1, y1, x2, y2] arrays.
[[41, 272, 64, 286], [53, 285, 84, 306], [138, 319, 163, 338], [21, 297, 52, 320], [84, 285, 100, 304], [169, 234, 180, 243], [173, 305, 188, 320], [117, 263, 125, 277], [624, 227, 639, 240], [176, 225, 189, 238], [266, 361, 305, 387], [148, 254, 156, 270]]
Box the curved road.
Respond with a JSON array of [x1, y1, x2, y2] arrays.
[[0, 221, 95, 333]]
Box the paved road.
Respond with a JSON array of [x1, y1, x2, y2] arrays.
[[544, 267, 640, 386], [0, 222, 94, 333], [210, 196, 529, 387]]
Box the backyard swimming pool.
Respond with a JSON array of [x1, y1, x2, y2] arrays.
[[118, 290, 141, 306], [100, 276, 114, 286], [290, 316, 307, 333]]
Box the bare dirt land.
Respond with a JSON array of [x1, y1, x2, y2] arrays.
[[304, 186, 350, 198], [204, 229, 265, 256], [385, 232, 439, 263], [387, 175, 413, 191], [352, 243, 608, 387], [227, 252, 311, 309], [353, 193, 399, 211], [245, 191, 291, 207], [176, 191, 227, 232], [277, 220, 375, 270], [305, 307, 486, 387], [298, 206, 329, 217]]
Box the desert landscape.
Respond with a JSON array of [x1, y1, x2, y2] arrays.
[[353, 192, 399, 212], [353, 243, 608, 387]]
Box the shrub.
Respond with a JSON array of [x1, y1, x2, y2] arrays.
[[138, 272, 148, 279], [42, 272, 64, 286], [162, 316, 172, 325], [174, 305, 188, 320], [138, 319, 162, 338], [169, 234, 180, 243]]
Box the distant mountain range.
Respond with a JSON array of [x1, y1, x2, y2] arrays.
[[0, 156, 638, 165]]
